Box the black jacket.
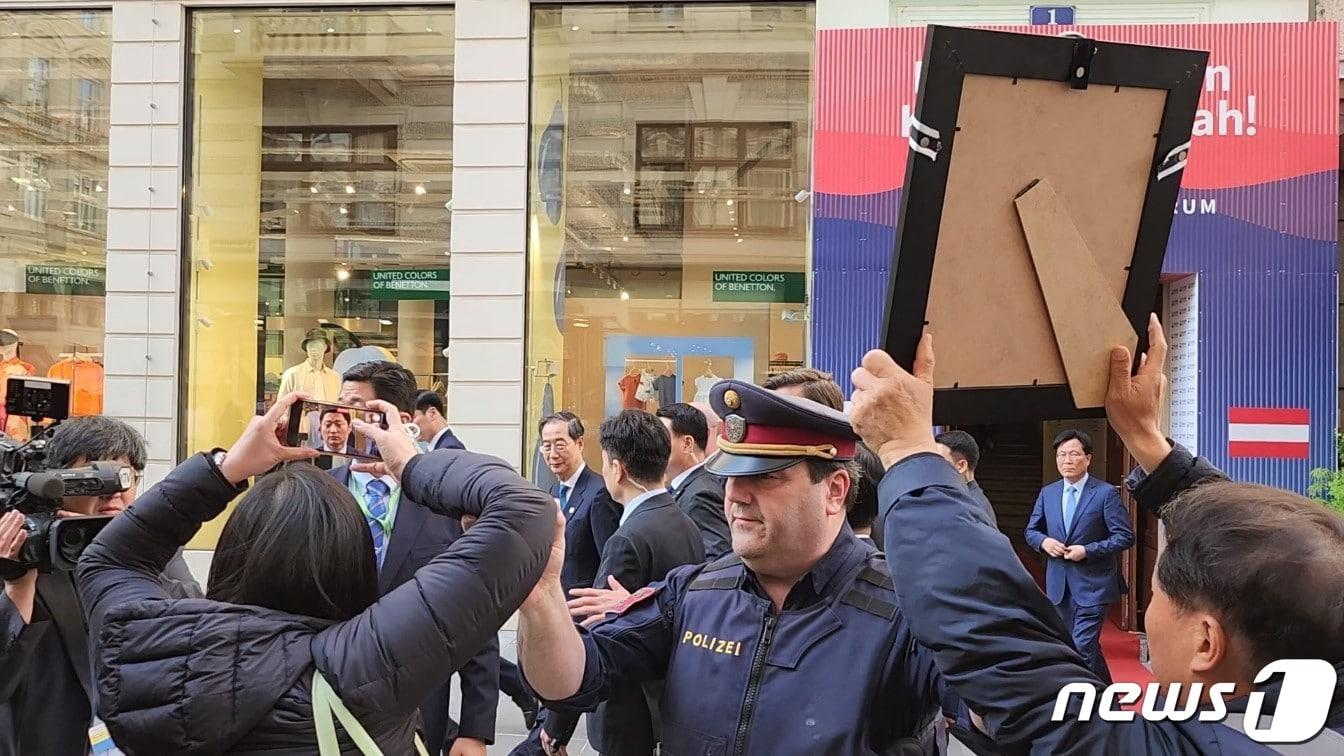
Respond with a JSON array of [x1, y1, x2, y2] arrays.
[[550, 492, 705, 754], [967, 480, 999, 529], [885, 443, 1344, 754], [0, 550, 199, 756], [670, 465, 731, 560], [330, 465, 499, 750], [76, 449, 553, 755], [555, 466, 621, 595]]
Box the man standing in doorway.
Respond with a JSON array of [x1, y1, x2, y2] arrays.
[[1025, 429, 1135, 684]]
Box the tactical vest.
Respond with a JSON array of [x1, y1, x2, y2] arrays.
[[658, 553, 944, 756]]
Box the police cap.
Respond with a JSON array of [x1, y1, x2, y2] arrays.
[[704, 380, 860, 477]]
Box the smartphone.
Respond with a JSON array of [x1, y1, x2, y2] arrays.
[[286, 401, 388, 460]]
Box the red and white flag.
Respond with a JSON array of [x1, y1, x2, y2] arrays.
[[1227, 408, 1310, 459]]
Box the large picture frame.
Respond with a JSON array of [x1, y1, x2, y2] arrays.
[[883, 26, 1207, 424]]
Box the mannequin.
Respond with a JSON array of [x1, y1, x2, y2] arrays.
[[278, 329, 341, 435], [0, 330, 35, 441]]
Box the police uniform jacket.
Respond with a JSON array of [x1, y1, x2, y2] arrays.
[[544, 525, 947, 756], [882, 445, 1344, 754]]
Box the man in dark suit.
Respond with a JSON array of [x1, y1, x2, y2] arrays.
[[413, 390, 466, 451], [340, 361, 498, 756], [546, 410, 704, 756], [1, 416, 202, 756], [313, 405, 356, 471], [538, 411, 621, 596], [509, 411, 621, 756], [413, 390, 539, 727], [935, 430, 998, 528], [656, 403, 730, 560], [1025, 429, 1135, 684]]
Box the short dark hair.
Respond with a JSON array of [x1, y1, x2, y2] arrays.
[[936, 430, 981, 472], [802, 458, 860, 511], [539, 411, 584, 441], [655, 403, 709, 452], [415, 390, 446, 416], [320, 406, 350, 422], [341, 361, 418, 415], [208, 464, 378, 622], [47, 416, 148, 471], [599, 410, 671, 486], [1052, 429, 1094, 455], [849, 443, 883, 530], [1158, 481, 1344, 670], [762, 369, 845, 411]]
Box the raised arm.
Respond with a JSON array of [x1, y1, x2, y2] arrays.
[[313, 445, 555, 718], [77, 453, 244, 634]]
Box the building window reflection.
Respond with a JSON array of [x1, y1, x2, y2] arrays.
[[525, 3, 815, 483]]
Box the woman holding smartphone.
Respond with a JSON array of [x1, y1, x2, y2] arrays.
[[76, 392, 557, 754]]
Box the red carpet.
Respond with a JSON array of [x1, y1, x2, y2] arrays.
[[1101, 621, 1154, 690]]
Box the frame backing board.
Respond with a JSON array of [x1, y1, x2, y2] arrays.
[[883, 26, 1207, 424]]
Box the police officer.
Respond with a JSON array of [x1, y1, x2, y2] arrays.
[[516, 380, 949, 755]]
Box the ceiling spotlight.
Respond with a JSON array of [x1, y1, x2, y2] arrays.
[[379, 318, 393, 326], [414, 184, 427, 195], [737, 238, 744, 243], [622, 235, 629, 242], [326, 26, 335, 33], [726, 199, 734, 206], [623, 185, 632, 196], [4, 205, 13, 212], [344, 184, 355, 194], [619, 289, 630, 301], [232, 28, 241, 34], [335, 268, 351, 281], [573, 319, 590, 328], [310, 185, 319, 194], [425, 26, 433, 32], [338, 206, 348, 215], [95, 183, 104, 192], [698, 188, 706, 194], [317, 318, 329, 324], [571, 24, 580, 31], [196, 317, 214, 328]]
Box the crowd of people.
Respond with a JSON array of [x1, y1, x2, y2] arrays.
[[1, 314, 1342, 755]]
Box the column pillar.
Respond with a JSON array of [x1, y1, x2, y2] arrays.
[[449, 0, 529, 467], [103, 1, 186, 488]]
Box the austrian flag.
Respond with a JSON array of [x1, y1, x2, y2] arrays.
[[1227, 408, 1310, 459]]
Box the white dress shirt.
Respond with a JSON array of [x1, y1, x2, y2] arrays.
[[619, 487, 668, 527]]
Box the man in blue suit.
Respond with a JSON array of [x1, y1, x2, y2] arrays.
[[413, 390, 466, 451], [338, 361, 499, 756], [1025, 429, 1135, 684]]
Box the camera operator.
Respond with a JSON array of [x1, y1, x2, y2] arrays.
[[0, 416, 200, 756]]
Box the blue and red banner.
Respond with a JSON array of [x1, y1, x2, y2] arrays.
[[813, 23, 1338, 491]]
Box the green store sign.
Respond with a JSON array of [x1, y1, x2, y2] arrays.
[[25, 265, 105, 296], [370, 268, 450, 301], [711, 271, 805, 303]]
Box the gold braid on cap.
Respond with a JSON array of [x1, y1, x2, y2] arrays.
[[715, 438, 839, 460]]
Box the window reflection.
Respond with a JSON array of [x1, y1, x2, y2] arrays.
[[526, 3, 814, 480]]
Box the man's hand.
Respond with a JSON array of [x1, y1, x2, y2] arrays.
[[218, 392, 319, 485], [524, 508, 567, 610], [568, 575, 632, 627], [540, 730, 569, 756], [1040, 537, 1068, 558], [349, 399, 422, 482], [1063, 545, 1087, 562], [448, 737, 487, 756], [850, 335, 942, 469], [1105, 313, 1173, 474]]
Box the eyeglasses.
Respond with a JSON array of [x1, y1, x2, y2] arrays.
[[540, 440, 571, 454], [1055, 451, 1087, 460]]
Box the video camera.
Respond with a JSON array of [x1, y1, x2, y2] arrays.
[[0, 377, 134, 579]]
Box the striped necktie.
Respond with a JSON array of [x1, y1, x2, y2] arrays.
[[365, 478, 391, 569]]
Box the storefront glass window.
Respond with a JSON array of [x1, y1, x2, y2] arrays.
[[184, 9, 454, 488], [0, 11, 110, 438], [525, 3, 815, 482]]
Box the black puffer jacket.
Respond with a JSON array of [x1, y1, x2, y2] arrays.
[[77, 449, 554, 755]]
